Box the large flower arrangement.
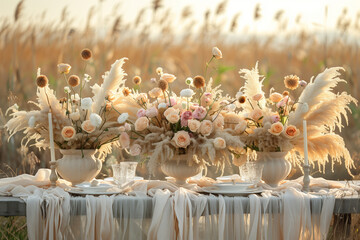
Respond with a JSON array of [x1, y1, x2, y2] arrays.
[[118, 48, 245, 174], [234, 63, 357, 174], [5, 50, 139, 160]]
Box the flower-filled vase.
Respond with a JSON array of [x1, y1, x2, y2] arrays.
[[161, 154, 202, 185], [256, 151, 291, 187], [56, 149, 102, 186]]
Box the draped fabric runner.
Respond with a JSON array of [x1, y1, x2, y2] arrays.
[[0, 169, 359, 240]]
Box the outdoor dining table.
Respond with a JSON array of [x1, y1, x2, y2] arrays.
[[0, 169, 359, 240]]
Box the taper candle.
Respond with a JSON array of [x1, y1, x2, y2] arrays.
[[48, 112, 56, 162], [303, 120, 309, 166]]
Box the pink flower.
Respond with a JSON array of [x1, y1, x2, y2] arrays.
[[270, 114, 280, 123], [193, 106, 207, 120], [201, 92, 212, 106], [137, 109, 146, 118], [130, 144, 142, 156], [170, 97, 177, 106], [252, 93, 264, 101], [181, 111, 193, 127], [119, 132, 130, 148], [146, 107, 158, 118], [172, 130, 191, 148], [276, 96, 289, 108]]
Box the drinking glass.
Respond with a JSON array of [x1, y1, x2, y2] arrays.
[[112, 164, 126, 185], [121, 162, 138, 182], [239, 162, 264, 184]]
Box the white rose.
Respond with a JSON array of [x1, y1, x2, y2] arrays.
[[117, 113, 129, 124], [71, 93, 80, 102], [188, 119, 201, 132], [69, 112, 80, 121], [213, 137, 226, 149], [235, 120, 247, 134], [212, 47, 222, 59], [64, 86, 71, 93], [90, 113, 102, 127], [81, 97, 93, 110], [28, 116, 36, 127], [158, 103, 167, 109], [180, 89, 195, 98]]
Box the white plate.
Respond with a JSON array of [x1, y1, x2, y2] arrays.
[[200, 186, 263, 196], [213, 182, 255, 191], [104, 176, 144, 183], [75, 182, 114, 192], [66, 188, 123, 196]]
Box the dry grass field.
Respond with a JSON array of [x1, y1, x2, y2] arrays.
[[0, 0, 360, 238]]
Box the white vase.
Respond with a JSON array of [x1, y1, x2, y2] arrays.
[[161, 154, 202, 185], [256, 151, 291, 187], [57, 149, 102, 186]]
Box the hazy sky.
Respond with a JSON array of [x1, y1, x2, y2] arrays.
[[0, 0, 359, 34]]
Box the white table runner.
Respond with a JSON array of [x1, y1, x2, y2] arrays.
[[0, 169, 358, 240]]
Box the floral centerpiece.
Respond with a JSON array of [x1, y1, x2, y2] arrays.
[[5, 50, 139, 184], [115, 47, 245, 183], [233, 63, 357, 186]]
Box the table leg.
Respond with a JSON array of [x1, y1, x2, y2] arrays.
[[331, 214, 351, 239]]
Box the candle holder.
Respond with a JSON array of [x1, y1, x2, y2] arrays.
[[50, 161, 58, 187], [302, 164, 310, 192]]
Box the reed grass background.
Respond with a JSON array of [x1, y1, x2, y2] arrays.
[[0, 0, 360, 238]]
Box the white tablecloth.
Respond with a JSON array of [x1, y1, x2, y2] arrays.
[[0, 169, 359, 240]]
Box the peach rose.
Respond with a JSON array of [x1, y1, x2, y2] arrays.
[[200, 120, 213, 136], [161, 73, 176, 83], [268, 122, 284, 136], [173, 130, 191, 148], [119, 132, 130, 148], [212, 114, 224, 129], [188, 119, 201, 132], [166, 112, 180, 124], [130, 144, 142, 156], [213, 137, 226, 149], [164, 107, 179, 118], [235, 119, 247, 134], [284, 125, 300, 138], [250, 109, 263, 122], [269, 92, 283, 103], [148, 87, 163, 98], [81, 120, 96, 134], [252, 93, 264, 101], [135, 117, 149, 131], [61, 126, 76, 141]]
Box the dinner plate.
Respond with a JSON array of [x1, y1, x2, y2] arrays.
[[75, 182, 114, 192], [213, 182, 255, 191], [200, 186, 263, 196], [66, 188, 123, 196], [104, 176, 144, 183]]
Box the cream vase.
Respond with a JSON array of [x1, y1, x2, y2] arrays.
[[161, 154, 202, 185], [256, 151, 291, 187], [57, 149, 102, 186]]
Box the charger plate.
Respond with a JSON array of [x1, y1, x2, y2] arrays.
[[199, 186, 263, 196], [66, 188, 123, 196]]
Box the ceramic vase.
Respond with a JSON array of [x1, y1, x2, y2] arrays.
[[56, 149, 102, 186], [161, 154, 202, 185], [256, 151, 291, 187]]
